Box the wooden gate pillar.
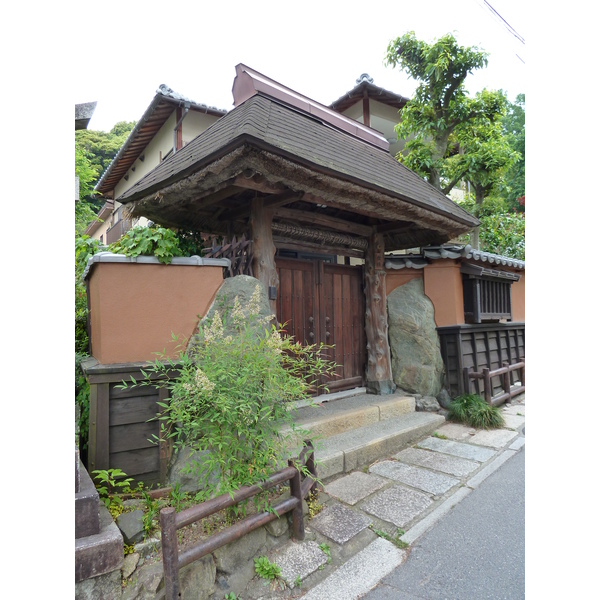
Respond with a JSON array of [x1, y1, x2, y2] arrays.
[[250, 196, 279, 315], [364, 232, 396, 394]]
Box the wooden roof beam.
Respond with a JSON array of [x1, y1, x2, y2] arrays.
[[274, 206, 373, 237]]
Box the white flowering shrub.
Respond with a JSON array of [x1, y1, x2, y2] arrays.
[[126, 284, 334, 503]]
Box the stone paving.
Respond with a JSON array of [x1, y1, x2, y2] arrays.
[[254, 395, 525, 598]]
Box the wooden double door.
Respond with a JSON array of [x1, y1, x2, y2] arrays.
[[275, 258, 366, 394]]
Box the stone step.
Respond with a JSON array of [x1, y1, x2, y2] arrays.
[[283, 392, 417, 443], [300, 537, 407, 600], [313, 411, 446, 480]]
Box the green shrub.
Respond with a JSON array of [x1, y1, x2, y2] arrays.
[[109, 224, 184, 264], [119, 284, 334, 502], [448, 394, 505, 429], [254, 556, 281, 581]]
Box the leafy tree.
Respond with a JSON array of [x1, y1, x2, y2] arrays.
[[75, 120, 136, 198], [457, 196, 525, 260], [444, 93, 520, 248], [499, 94, 525, 212], [385, 32, 506, 194]]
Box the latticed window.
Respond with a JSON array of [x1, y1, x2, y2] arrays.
[[461, 263, 520, 324]]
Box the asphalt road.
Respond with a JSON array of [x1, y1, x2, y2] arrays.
[[361, 448, 525, 600]]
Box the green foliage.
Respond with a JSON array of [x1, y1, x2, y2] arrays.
[[109, 224, 184, 264], [92, 469, 134, 516], [385, 31, 505, 193], [141, 491, 161, 538], [120, 284, 334, 502], [75, 235, 104, 354], [76, 353, 90, 450], [319, 543, 331, 563], [75, 121, 136, 191], [448, 394, 505, 429], [500, 94, 526, 211], [254, 556, 281, 581], [169, 483, 191, 512], [457, 196, 525, 260], [368, 525, 408, 549], [224, 594, 238, 600]]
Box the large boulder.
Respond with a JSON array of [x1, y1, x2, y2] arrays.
[[387, 279, 445, 397], [186, 275, 273, 354]]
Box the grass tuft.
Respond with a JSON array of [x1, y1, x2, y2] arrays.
[[448, 394, 505, 429]]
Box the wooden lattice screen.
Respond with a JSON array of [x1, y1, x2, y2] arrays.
[[203, 235, 254, 278]]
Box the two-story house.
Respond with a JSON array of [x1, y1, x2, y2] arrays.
[[85, 85, 227, 244]]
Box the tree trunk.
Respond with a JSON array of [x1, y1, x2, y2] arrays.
[[469, 183, 485, 250], [364, 233, 395, 394], [250, 196, 278, 315]]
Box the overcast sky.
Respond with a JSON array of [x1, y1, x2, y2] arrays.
[[74, 0, 527, 132]]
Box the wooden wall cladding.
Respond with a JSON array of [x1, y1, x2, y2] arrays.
[[437, 323, 525, 398]]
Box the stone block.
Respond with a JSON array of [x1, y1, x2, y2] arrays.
[[324, 472, 388, 505], [377, 396, 415, 420], [394, 447, 479, 478], [434, 422, 477, 440], [270, 540, 329, 588], [418, 436, 496, 462], [369, 460, 459, 495], [75, 504, 124, 583], [308, 503, 372, 544], [75, 460, 101, 539], [361, 485, 432, 528], [469, 429, 517, 448], [301, 537, 406, 600]]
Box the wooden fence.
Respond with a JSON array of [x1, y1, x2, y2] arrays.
[[464, 360, 525, 406], [437, 322, 525, 398], [160, 441, 317, 600]]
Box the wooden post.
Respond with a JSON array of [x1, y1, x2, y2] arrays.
[[482, 367, 492, 404], [160, 507, 180, 600], [88, 382, 110, 472], [502, 362, 511, 398], [288, 459, 305, 540], [250, 196, 279, 315], [364, 232, 395, 394]]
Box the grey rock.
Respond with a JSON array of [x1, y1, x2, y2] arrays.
[[387, 279, 445, 397], [121, 563, 165, 600], [437, 388, 453, 409], [213, 526, 267, 574], [187, 275, 273, 355], [167, 446, 220, 495], [270, 540, 329, 588], [75, 569, 122, 600], [179, 554, 216, 600], [416, 396, 441, 412], [117, 510, 145, 545], [122, 552, 140, 580], [265, 514, 290, 537]]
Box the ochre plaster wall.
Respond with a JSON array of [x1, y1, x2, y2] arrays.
[[88, 263, 224, 364], [511, 272, 525, 322], [385, 270, 422, 295], [423, 261, 465, 327]]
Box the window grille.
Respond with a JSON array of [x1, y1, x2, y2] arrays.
[[461, 263, 520, 324]]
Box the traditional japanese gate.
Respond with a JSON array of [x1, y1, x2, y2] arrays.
[[276, 258, 366, 394]]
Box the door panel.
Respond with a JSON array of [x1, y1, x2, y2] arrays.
[[276, 258, 364, 394]]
